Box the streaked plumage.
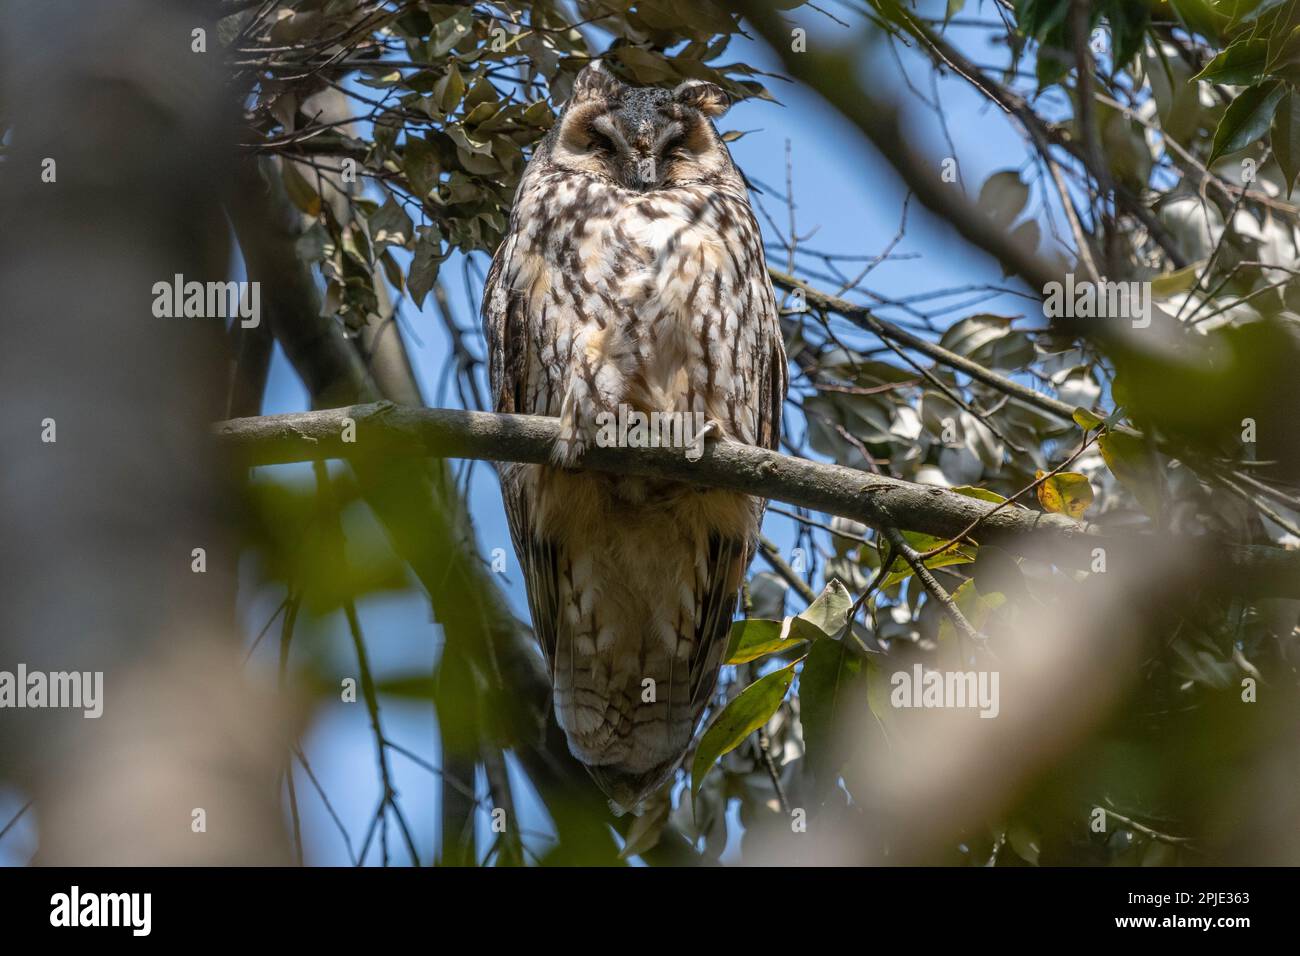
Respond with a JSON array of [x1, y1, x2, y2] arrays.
[[482, 63, 787, 813]]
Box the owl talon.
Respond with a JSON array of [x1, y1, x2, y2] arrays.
[[685, 419, 723, 462], [551, 426, 587, 469]]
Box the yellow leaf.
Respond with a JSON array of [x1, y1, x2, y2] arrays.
[[1036, 470, 1094, 520]]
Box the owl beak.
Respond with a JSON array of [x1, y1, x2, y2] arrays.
[[626, 149, 661, 191]]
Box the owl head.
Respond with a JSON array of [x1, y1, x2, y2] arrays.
[[545, 62, 739, 191]]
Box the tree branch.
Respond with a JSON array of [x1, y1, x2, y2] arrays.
[[213, 403, 1300, 598]]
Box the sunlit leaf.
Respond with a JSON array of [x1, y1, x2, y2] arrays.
[[879, 530, 978, 590], [1035, 470, 1094, 520], [691, 659, 800, 800], [788, 580, 853, 641], [1072, 407, 1105, 430], [725, 618, 806, 664], [1151, 260, 1207, 299], [952, 485, 1009, 504]]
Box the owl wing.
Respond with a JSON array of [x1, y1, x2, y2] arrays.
[[482, 234, 527, 416], [483, 236, 562, 670], [687, 265, 788, 709]]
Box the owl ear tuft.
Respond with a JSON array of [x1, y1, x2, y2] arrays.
[[673, 79, 731, 118], [570, 61, 623, 103]]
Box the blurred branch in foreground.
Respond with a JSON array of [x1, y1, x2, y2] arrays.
[[0, 0, 288, 864]]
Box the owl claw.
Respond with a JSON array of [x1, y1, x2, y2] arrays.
[[551, 424, 587, 469], [685, 419, 723, 462]]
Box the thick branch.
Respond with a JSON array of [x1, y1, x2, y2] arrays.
[[214, 403, 1300, 598]]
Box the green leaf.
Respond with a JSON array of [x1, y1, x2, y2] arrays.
[[1098, 431, 1162, 518], [691, 659, 800, 800], [798, 638, 868, 793], [879, 531, 977, 591], [367, 192, 413, 253], [614, 47, 679, 84], [1015, 0, 1070, 39], [1238, 0, 1292, 27], [1265, 25, 1300, 81], [403, 135, 438, 199], [1209, 79, 1286, 162], [937, 579, 1006, 646], [1072, 407, 1105, 430], [1193, 36, 1270, 85], [724, 618, 806, 665], [1272, 91, 1300, 198], [521, 99, 555, 128], [464, 76, 500, 111], [1150, 260, 1208, 299], [952, 485, 1009, 504], [280, 161, 321, 217], [1108, 1, 1151, 67], [788, 580, 853, 642], [433, 63, 467, 114], [407, 225, 445, 308]]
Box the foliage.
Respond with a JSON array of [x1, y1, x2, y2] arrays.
[[234, 0, 774, 326]]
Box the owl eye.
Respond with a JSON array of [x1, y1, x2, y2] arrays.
[[587, 131, 615, 153], [662, 133, 689, 157]]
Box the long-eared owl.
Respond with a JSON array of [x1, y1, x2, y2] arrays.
[[482, 62, 787, 813]]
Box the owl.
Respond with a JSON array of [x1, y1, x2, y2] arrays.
[[482, 62, 788, 814]]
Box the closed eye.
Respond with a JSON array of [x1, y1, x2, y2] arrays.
[[588, 130, 615, 153], [661, 133, 689, 157]]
